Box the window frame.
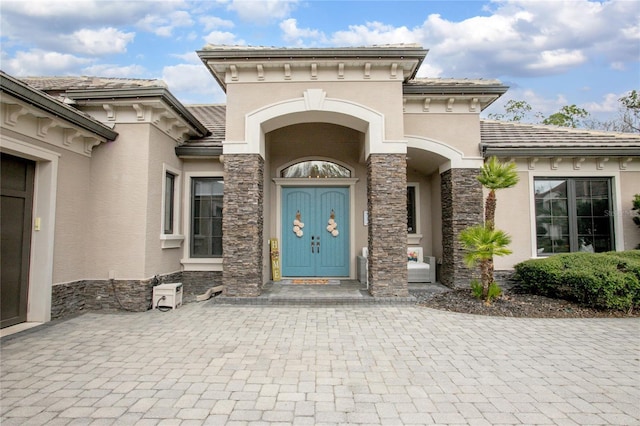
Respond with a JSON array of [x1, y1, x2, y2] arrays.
[[532, 175, 617, 256], [181, 172, 224, 271], [160, 164, 183, 249], [407, 182, 422, 245], [189, 176, 224, 259]]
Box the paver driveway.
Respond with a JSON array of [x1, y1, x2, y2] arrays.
[[1, 303, 639, 425]]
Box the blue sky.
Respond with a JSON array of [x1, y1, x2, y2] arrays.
[[1, 0, 638, 122]]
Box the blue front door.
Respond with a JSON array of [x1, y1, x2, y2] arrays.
[[282, 187, 350, 277]]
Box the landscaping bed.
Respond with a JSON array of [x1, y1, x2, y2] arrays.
[[416, 287, 639, 318]]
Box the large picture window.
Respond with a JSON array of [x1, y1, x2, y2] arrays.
[[191, 178, 224, 257], [407, 186, 416, 234], [534, 178, 613, 255]]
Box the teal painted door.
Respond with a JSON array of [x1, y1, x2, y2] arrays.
[[282, 187, 349, 277]]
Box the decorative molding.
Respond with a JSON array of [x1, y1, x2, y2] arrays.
[[364, 63, 371, 79], [596, 157, 609, 170], [423, 98, 431, 112], [37, 117, 55, 137], [310, 63, 317, 80], [152, 108, 170, 125], [230, 65, 238, 81], [103, 104, 115, 120], [446, 98, 455, 112], [338, 63, 344, 79], [132, 103, 145, 121], [390, 63, 398, 79], [550, 157, 563, 170], [257, 64, 264, 81], [573, 157, 585, 170], [619, 157, 632, 170], [528, 157, 539, 170], [469, 98, 479, 112], [303, 89, 326, 111], [403, 98, 407, 112], [284, 63, 291, 80], [84, 138, 102, 154], [63, 129, 81, 147], [4, 104, 29, 125]]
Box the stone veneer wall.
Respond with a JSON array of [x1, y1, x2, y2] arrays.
[[222, 154, 264, 297], [367, 154, 408, 297], [50, 270, 221, 320], [440, 168, 484, 288], [181, 271, 222, 302]]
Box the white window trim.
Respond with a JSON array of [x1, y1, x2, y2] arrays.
[[161, 164, 183, 249], [181, 171, 224, 271], [407, 182, 423, 245], [528, 170, 623, 259]]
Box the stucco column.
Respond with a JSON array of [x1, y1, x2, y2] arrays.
[[222, 154, 264, 297], [367, 154, 408, 297], [440, 168, 483, 288]]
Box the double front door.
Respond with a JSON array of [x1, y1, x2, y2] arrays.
[[282, 187, 349, 277]]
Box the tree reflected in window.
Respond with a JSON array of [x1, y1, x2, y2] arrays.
[[281, 161, 350, 178]]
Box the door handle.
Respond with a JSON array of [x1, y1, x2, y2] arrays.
[[311, 236, 315, 253], [316, 236, 320, 254]]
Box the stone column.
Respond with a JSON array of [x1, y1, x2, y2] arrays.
[[440, 168, 483, 288], [222, 154, 264, 297], [367, 154, 408, 297]]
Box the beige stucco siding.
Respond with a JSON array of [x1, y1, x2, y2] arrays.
[[620, 170, 640, 250], [88, 123, 151, 280], [493, 171, 532, 269], [143, 126, 185, 277], [226, 81, 404, 142], [404, 114, 482, 158]]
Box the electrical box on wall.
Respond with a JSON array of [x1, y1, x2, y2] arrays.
[[152, 283, 183, 310]]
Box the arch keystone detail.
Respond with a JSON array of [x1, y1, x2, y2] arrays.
[[303, 89, 326, 111]]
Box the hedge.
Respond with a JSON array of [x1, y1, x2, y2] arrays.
[[514, 251, 640, 311]]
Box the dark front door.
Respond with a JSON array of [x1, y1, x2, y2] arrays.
[[1, 153, 35, 329]]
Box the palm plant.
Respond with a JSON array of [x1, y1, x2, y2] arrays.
[[459, 225, 513, 302], [477, 156, 519, 230]]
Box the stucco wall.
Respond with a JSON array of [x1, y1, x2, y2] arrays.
[[403, 114, 482, 158], [226, 81, 404, 142], [143, 125, 185, 277], [88, 123, 151, 280], [620, 170, 640, 250]]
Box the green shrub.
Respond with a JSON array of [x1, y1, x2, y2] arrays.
[[471, 279, 502, 303], [514, 251, 640, 311]]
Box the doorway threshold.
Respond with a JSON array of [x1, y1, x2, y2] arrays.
[[208, 280, 417, 305]]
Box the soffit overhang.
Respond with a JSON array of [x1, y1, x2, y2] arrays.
[[66, 87, 209, 140], [481, 144, 640, 157], [197, 45, 428, 92], [1, 71, 118, 141], [403, 80, 509, 113]]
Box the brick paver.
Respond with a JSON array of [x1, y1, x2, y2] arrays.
[[1, 303, 638, 425]]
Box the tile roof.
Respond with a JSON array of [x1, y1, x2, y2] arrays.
[[18, 76, 166, 91], [407, 78, 504, 88], [480, 120, 640, 146], [184, 105, 226, 145]]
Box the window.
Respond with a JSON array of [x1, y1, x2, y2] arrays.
[[407, 186, 416, 234], [534, 178, 613, 255], [281, 160, 351, 178], [164, 172, 175, 234], [191, 178, 224, 257]]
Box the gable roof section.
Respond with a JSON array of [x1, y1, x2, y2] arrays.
[[481, 120, 640, 157], [176, 105, 225, 157], [19, 76, 208, 138], [1, 71, 118, 141]]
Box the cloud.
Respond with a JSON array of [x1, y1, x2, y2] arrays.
[[280, 18, 326, 45], [136, 10, 194, 37], [314, 0, 639, 80], [226, 0, 298, 22], [61, 27, 135, 56], [199, 15, 235, 32], [582, 92, 626, 113], [82, 64, 147, 77], [203, 31, 245, 46], [162, 63, 225, 104], [2, 49, 93, 76]]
